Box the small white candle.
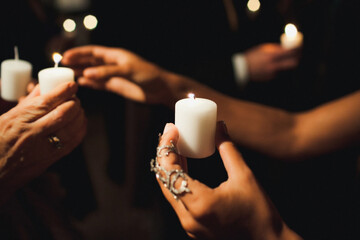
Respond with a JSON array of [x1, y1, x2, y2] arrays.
[[1, 46, 32, 102], [175, 93, 217, 158], [38, 52, 74, 95], [280, 23, 303, 49]]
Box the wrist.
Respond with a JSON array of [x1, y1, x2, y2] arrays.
[[252, 203, 302, 240], [277, 224, 303, 240], [159, 69, 194, 109]]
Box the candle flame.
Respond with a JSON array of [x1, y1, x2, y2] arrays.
[[52, 52, 63, 67], [188, 93, 195, 100], [284, 23, 298, 38]]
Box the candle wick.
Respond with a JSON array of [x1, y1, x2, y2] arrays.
[[54, 62, 59, 68], [14, 46, 19, 60], [188, 93, 196, 100]]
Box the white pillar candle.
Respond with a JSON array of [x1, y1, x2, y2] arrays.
[[280, 23, 303, 49], [38, 53, 74, 95], [1, 47, 32, 102], [175, 93, 217, 158]]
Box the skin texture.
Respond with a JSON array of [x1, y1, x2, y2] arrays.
[[62, 44, 360, 239], [244, 43, 301, 82], [0, 82, 87, 205], [63, 45, 360, 161], [154, 122, 303, 240]]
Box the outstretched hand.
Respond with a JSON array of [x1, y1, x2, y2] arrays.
[[0, 82, 87, 205], [153, 122, 302, 240], [62, 45, 175, 105], [245, 43, 301, 82]]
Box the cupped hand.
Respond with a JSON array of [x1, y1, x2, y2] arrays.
[[154, 122, 300, 240], [245, 43, 301, 82], [62, 45, 174, 105], [0, 82, 87, 203]]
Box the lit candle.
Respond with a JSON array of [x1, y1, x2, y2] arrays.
[[175, 93, 217, 158], [38, 52, 75, 95], [1, 46, 32, 102], [280, 23, 303, 49]]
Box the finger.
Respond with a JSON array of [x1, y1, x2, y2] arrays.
[[25, 84, 41, 99], [34, 98, 82, 136], [62, 45, 110, 66], [157, 123, 183, 170], [83, 65, 131, 80], [48, 106, 87, 156], [18, 84, 40, 105], [27, 80, 37, 94], [155, 123, 213, 216], [274, 57, 299, 71], [78, 76, 146, 102], [216, 121, 249, 180], [77, 76, 106, 90], [276, 47, 300, 59]]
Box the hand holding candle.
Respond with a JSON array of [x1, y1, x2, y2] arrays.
[[280, 23, 303, 49], [38, 53, 75, 95], [1, 46, 32, 102], [175, 93, 217, 158]]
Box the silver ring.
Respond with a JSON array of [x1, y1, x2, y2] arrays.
[[48, 135, 63, 149], [156, 140, 178, 158], [150, 142, 190, 200]]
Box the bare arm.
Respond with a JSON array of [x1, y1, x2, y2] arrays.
[[63, 45, 360, 161], [164, 71, 360, 160]]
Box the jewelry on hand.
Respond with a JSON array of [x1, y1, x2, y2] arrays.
[[48, 135, 63, 149], [150, 140, 191, 200]]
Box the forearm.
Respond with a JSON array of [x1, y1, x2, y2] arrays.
[[162, 70, 298, 159], [162, 70, 360, 160]]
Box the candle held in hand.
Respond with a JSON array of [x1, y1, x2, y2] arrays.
[[280, 23, 303, 49], [38, 53, 74, 95], [1, 46, 32, 102], [175, 93, 217, 158]]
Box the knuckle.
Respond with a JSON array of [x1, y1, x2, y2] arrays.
[[189, 190, 215, 222], [180, 217, 201, 237], [121, 61, 132, 75], [33, 98, 51, 111]]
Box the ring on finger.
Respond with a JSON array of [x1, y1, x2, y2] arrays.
[[48, 135, 63, 149]]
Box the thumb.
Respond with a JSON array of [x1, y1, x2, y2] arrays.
[[216, 121, 249, 180], [25, 84, 41, 99]]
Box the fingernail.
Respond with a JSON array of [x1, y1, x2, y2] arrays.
[[163, 123, 172, 134], [84, 68, 97, 77]]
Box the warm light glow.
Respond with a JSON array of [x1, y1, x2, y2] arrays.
[[188, 93, 195, 100], [284, 23, 298, 38], [247, 0, 261, 12], [83, 15, 98, 30], [63, 18, 76, 32], [53, 52, 63, 67]]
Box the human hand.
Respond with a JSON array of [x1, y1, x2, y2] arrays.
[[0, 82, 87, 204], [62, 45, 174, 105], [245, 43, 301, 82], [153, 122, 301, 240]]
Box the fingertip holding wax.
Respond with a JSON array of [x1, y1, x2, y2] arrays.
[[175, 93, 217, 159]]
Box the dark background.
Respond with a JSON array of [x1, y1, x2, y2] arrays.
[[0, 0, 359, 239]]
